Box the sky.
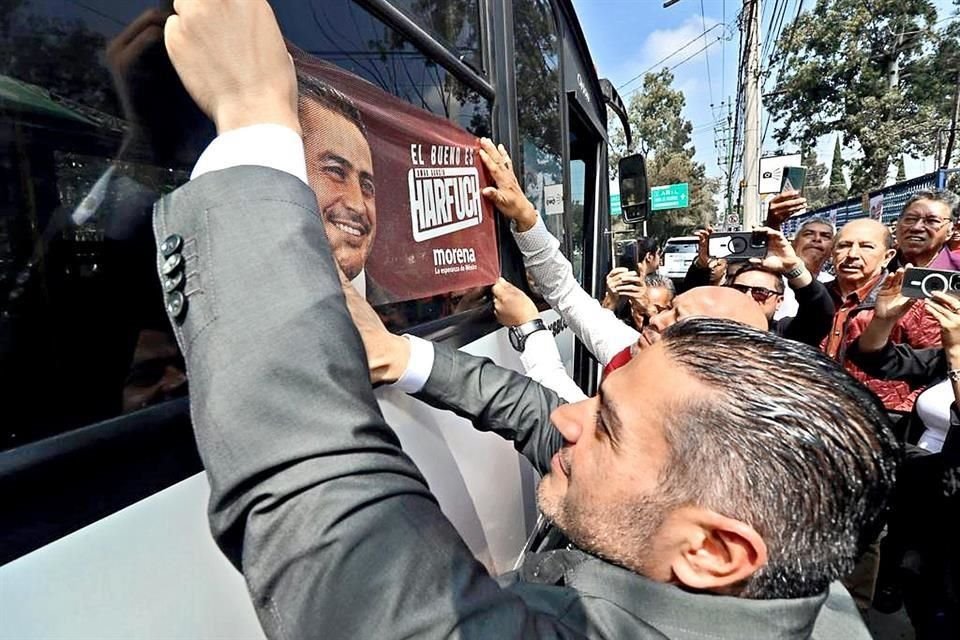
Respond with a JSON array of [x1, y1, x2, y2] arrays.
[[571, 0, 957, 190]]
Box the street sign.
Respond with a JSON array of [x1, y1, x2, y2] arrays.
[[610, 193, 622, 216], [727, 214, 740, 226], [650, 183, 689, 211]]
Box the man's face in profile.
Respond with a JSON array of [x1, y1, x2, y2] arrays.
[[301, 100, 377, 280]]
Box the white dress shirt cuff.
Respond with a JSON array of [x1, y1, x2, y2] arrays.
[[392, 335, 435, 394], [191, 124, 308, 186]]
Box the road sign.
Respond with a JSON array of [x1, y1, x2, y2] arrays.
[[650, 183, 689, 211], [727, 214, 740, 225], [610, 193, 622, 216]]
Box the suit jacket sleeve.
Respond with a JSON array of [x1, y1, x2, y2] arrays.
[[414, 342, 566, 476], [153, 167, 579, 640], [774, 278, 835, 346], [845, 339, 947, 386]]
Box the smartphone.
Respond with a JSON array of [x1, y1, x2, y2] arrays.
[[780, 166, 807, 194], [901, 267, 960, 299], [617, 240, 639, 270], [708, 231, 768, 262]]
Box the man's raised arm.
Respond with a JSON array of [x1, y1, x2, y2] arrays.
[[159, 2, 577, 638], [478, 140, 638, 365]]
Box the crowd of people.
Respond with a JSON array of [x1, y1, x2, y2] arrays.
[[152, 2, 955, 639]]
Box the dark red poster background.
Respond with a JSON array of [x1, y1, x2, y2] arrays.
[[293, 53, 499, 305]]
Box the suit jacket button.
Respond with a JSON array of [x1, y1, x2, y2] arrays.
[[160, 234, 183, 258], [166, 291, 186, 321], [161, 253, 183, 276], [162, 271, 184, 293]]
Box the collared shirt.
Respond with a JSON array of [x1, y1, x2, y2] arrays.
[[823, 274, 883, 359]]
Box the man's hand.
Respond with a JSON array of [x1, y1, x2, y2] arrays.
[[694, 227, 712, 268], [765, 190, 807, 229], [874, 267, 917, 322], [164, 0, 300, 135], [603, 267, 643, 308], [492, 278, 539, 327], [478, 138, 538, 231], [924, 293, 960, 361], [751, 227, 802, 274], [339, 269, 410, 385]]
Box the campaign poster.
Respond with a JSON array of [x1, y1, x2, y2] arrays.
[[869, 193, 884, 221], [291, 51, 499, 306]]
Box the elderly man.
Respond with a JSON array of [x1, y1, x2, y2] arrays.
[[825, 218, 943, 412], [889, 190, 960, 271], [159, 3, 895, 638]]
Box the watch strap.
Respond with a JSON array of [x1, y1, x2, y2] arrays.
[[784, 265, 806, 280], [509, 319, 547, 352]]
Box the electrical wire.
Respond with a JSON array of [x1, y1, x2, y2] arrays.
[[617, 23, 724, 91]]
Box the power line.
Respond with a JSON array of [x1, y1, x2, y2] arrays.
[[760, 0, 805, 147], [617, 23, 724, 91], [700, 0, 715, 107], [622, 35, 723, 98]]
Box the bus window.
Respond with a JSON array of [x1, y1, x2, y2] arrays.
[[388, 0, 484, 73], [513, 0, 565, 251], [0, 0, 493, 451]]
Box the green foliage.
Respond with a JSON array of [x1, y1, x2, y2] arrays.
[[766, 0, 946, 192], [827, 136, 848, 201], [800, 141, 829, 209], [608, 70, 718, 239]]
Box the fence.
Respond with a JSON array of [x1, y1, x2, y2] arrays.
[[781, 169, 953, 236]]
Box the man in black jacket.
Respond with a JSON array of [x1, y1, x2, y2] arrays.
[[682, 228, 835, 346]]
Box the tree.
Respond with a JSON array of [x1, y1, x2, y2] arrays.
[[827, 136, 848, 202], [800, 141, 829, 209], [766, 0, 941, 192], [896, 156, 907, 182], [608, 70, 718, 238]]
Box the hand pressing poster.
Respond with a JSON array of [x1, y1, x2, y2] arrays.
[[292, 50, 499, 306]]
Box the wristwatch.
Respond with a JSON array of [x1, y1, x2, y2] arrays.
[[784, 265, 806, 280], [509, 319, 547, 352]]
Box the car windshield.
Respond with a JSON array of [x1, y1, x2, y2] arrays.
[[664, 243, 698, 254]]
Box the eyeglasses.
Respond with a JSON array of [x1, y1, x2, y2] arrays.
[[900, 215, 950, 229], [729, 283, 780, 303]]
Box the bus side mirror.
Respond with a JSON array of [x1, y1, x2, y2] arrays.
[[618, 154, 649, 224]]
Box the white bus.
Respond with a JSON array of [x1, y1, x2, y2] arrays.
[[0, 1, 632, 637]]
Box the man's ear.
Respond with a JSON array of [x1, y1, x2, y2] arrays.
[[882, 248, 897, 268], [669, 508, 767, 593]]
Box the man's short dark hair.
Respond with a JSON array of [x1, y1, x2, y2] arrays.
[[658, 318, 899, 599], [296, 68, 368, 140], [637, 236, 660, 262], [727, 263, 785, 294], [901, 189, 960, 221]]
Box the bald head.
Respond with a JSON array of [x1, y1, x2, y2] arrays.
[[646, 286, 767, 336]]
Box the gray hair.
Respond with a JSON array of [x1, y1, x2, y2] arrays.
[[796, 216, 836, 237], [658, 318, 899, 599], [901, 189, 960, 221], [644, 274, 676, 294]]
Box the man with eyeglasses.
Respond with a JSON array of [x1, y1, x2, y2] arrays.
[[889, 190, 960, 272]]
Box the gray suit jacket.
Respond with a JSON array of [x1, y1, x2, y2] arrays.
[[154, 167, 868, 639]]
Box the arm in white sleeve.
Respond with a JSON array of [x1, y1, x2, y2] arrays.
[[512, 218, 638, 365], [392, 335, 435, 394], [191, 124, 308, 185], [519, 331, 587, 402]]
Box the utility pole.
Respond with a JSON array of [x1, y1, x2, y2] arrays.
[[741, 0, 761, 229], [943, 70, 960, 169]]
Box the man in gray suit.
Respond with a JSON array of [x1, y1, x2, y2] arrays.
[[158, 2, 897, 638]]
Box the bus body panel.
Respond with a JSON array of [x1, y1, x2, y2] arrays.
[[0, 318, 571, 640]]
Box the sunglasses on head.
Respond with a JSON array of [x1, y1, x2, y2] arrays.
[[728, 283, 779, 303]]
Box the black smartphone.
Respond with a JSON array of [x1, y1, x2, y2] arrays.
[[780, 166, 807, 194], [708, 231, 768, 262], [901, 267, 960, 299], [617, 240, 639, 270]]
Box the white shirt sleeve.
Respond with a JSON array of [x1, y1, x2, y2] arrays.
[[520, 331, 587, 402], [512, 218, 638, 365], [392, 335, 435, 394], [190, 124, 309, 186]]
